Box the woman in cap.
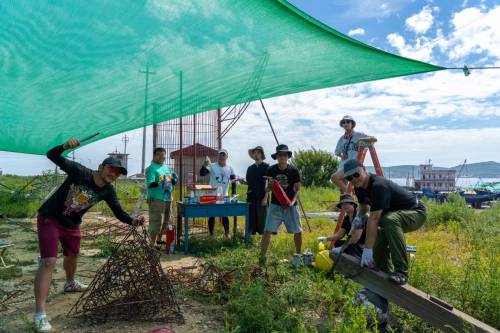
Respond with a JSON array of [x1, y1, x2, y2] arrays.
[[317, 193, 368, 259], [331, 115, 377, 193]]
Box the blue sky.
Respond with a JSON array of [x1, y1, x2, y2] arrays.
[[1, 0, 500, 177]]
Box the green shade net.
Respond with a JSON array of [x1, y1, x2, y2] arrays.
[[0, 0, 445, 155]]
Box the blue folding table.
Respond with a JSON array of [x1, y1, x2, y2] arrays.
[[176, 201, 250, 254]]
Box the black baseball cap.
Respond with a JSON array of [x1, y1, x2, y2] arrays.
[[343, 159, 364, 177], [102, 156, 127, 176]]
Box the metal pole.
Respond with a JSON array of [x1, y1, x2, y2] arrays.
[[259, 99, 279, 145], [139, 63, 156, 175], [153, 124, 157, 152], [217, 108, 221, 150], [193, 113, 196, 192], [122, 134, 129, 171], [152, 102, 157, 153], [179, 71, 183, 200]]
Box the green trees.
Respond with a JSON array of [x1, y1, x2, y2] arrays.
[[290, 147, 339, 188]]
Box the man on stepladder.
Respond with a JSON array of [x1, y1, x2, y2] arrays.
[[33, 138, 144, 332], [343, 159, 427, 285], [260, 144, 302, 267], [330, 115, 377, 193]]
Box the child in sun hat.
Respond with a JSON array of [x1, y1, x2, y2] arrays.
[[331, 115, 377, 193]]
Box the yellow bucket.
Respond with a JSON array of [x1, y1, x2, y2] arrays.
[[314, 250, 333, 272]]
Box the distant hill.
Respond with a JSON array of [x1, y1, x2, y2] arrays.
[[365, 161, 500, 178]]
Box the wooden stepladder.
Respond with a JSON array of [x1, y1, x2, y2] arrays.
[[330, 145, 384, 249]]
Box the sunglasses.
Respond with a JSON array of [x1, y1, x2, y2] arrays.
[[107, 166, 121, 176], [341, 120, 352, 125], [218, 153, 227, 157], [276, 153, 288, 158], [345, 172, 360, 182]]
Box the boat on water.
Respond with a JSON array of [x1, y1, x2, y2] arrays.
[[435, 191, 500, 208], [473, 189, 500, 196]]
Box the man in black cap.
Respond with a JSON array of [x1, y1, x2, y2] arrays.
[[260, 144, 302, 266], [33, 138, 144, 332], [343, 159, 426, 285], [240, 146, 270, 235]]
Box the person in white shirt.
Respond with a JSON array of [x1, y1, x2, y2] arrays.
[[200, 148, 238, 238]]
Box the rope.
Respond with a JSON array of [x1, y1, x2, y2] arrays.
[[406, 6, 500, 58]]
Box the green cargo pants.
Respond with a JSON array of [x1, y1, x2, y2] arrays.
[[373, 209, 427, 276]]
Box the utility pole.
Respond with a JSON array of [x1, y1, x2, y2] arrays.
[[122, 134, 129, 171], [139, 63, 156, 175]]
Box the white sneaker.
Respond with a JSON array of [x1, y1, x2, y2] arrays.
[[292, 254, 304, 267], [33, 316, 52, 332], [64, 280, 88, 292]]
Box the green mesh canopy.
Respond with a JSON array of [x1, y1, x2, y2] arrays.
[[0, 0, 445, 155]]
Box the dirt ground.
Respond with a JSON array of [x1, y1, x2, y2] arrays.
[[0, 218, 226, 333]]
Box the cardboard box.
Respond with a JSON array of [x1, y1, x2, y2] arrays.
[[195, 185, 218, 204]]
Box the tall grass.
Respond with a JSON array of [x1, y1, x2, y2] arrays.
[[3, 176, 500, 331], [408, 193, 500, 328]]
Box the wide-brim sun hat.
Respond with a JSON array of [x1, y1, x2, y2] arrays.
[[339, 115, 356, 128], [248, 146, 266, 160], [336, 193, 358, 210], [271, 144, 292, 160]]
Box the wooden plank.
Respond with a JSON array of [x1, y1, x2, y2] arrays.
[[330, 252, 499, 333]]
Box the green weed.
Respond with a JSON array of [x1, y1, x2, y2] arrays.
[[83, 233, 120, 258], [19, 314, 37, 333], [0, 265, 22, 280], [422, 194, 476, 227]]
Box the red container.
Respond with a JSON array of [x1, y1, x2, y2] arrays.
[[165, 225, 176, 254]]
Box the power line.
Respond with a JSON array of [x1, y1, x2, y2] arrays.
[[406, 6, 500, 57]]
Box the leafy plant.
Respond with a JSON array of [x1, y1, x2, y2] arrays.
[[290, 147, 339, 188]]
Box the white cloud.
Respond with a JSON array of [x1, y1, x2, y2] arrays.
[[386, 33, 433, 62], [386, 5, 500, 65], [406, 6, 435, 34], [441, 6, 500, 61], [348, 28, 365, 36]]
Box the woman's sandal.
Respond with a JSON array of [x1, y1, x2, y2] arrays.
[[387, 271, 408, 285]]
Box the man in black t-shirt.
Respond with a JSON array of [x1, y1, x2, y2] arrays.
[[240, 146, 270, 235], [33, 138, 144, 332], [344, 159, 427, 285], [260, 144, 302, 266]]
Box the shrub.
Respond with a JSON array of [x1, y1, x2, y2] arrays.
[[422, 194, 476, 227]]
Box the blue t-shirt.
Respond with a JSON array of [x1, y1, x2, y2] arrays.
[[146, 163, 174, 201]]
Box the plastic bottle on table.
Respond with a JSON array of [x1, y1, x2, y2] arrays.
[[216, 185, 223, 204], [190, 190, 195, 204]]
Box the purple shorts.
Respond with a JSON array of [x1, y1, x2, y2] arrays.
[[37, 214, 81, 258]]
